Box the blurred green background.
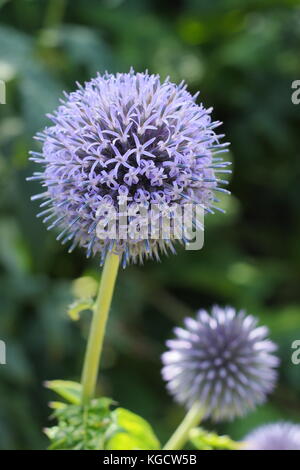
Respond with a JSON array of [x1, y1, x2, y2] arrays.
[[0, 0, 300, 450]]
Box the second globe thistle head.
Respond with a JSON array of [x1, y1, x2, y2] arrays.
[[244, 422, 300, 450], [29, 70, 230, 267], [162, 306, 279, 421]]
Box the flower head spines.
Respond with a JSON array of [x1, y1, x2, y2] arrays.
[[29, 70, 230, 266], [162, 306, 279, 421]]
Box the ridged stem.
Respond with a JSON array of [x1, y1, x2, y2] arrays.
[[81, 252, 120, 405]]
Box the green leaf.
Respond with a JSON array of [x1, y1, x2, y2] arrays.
[[48, 401, 68, 410], [44, 380, 82, 405], [46, 398, 114, 450], [189, 427, 243, 450], [45, 393, 159, 450], [105, 408, 160, 450]]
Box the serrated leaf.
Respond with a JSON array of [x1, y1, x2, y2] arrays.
[[106, 408, 160, 450], [44, 380, 82, 405], [46, 398, 113, 450]]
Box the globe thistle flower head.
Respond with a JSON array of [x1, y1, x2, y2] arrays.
[[162, 306, 279, 421], [244, 422, 300, 450], [28, 70, 230, 267]]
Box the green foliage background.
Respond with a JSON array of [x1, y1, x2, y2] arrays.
[[0, 0, 300, 450]]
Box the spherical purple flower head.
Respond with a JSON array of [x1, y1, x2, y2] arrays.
[[244, 422, 300, 450], [162, 306, 279, 421], [28, 70, 230, 267]]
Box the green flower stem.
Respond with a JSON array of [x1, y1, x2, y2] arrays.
[[81, 251, 120, 405], [163, 402, 204, 450]]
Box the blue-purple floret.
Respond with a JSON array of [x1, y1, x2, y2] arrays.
[[29, 70, 230, 266], [162, 306, 279, 421], [244, 422, 300, 450]]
